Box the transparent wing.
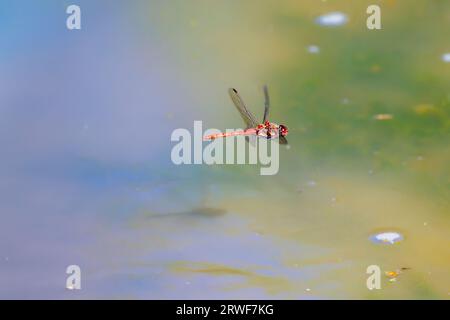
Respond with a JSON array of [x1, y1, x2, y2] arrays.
[[279, 135, 288, 145], [263, 85, 270, 123], [228, 88, 258, 129]]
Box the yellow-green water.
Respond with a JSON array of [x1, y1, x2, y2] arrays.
[[117, 0, 450, 299]]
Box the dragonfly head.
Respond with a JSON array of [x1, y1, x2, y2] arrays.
[[279, 124, 289, 137]]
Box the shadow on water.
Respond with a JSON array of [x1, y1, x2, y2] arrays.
[[133, 207, 228, 220]]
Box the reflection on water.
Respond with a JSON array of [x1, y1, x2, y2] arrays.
[[1, 0, 449, 299], [369, 231, 404, 244], [442, 53, 450, 63], [315, 12, 348, 27], [171, 261, 297, 296], [78, 169, 448, 299]]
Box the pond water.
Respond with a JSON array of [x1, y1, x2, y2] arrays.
[[0, 0, 449, 299]]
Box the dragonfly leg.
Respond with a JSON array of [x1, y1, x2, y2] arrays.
[[264, 121, 272, 139], [255, 123, 264, 136]]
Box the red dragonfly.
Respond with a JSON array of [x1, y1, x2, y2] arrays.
[[203, 86, 289, 144]]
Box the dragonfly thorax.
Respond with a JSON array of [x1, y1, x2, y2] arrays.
[[256, 121, 284, 139]]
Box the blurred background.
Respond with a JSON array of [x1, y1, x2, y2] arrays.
[[0, 0, 449, 299]]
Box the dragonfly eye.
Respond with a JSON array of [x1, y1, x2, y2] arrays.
[[279, 124, 288, 136]]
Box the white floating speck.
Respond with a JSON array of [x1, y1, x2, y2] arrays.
[[374, 114, 393, 120], [442, 53, 450, 63], [315, 12, 348, 27], [307, 45, 320, 54], [307, 180, 317, 187], [370, 231, 403, 244], [305, 288, 311, 292]]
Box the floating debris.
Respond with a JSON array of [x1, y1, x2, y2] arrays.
[[307, 45, 320, 54], [370, 231, 403, 244], [370, 64, 381, 73], [189, 19, 199, 28], [385, 271, 399, 282], [307, 180, 317, 187], [442, 53, 450, 63], [414, 104, 437, 115], [341, 98, 350, 105], [315, 12, 348, 27], [385, 268, 411, 282], [374, 114, 393, 120]]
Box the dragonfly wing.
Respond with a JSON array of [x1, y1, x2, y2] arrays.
[[228, 88, 258, 129], [279, 135, 288, 145], [263, 85, 270, 123]]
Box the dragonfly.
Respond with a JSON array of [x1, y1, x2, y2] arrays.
[[203, 86, 289, 144]]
